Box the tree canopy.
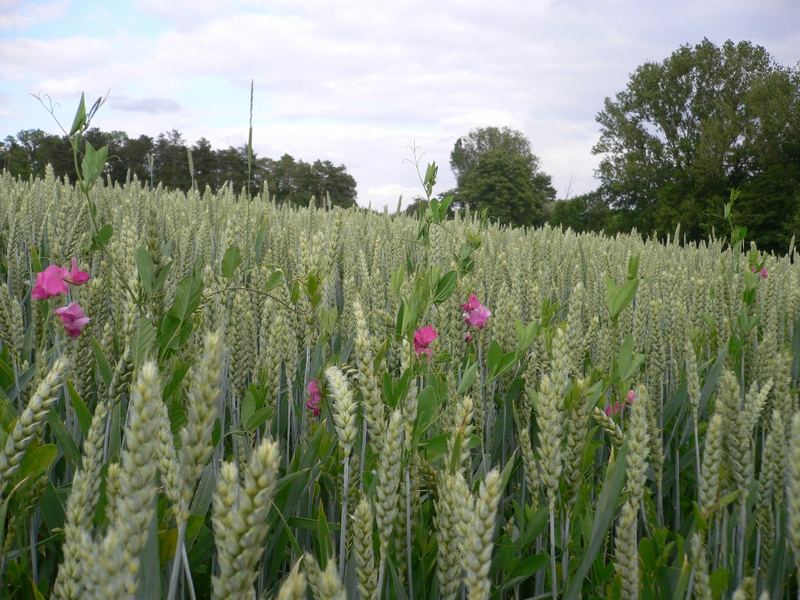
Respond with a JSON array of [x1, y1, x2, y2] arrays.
[[593, 38, 800, 251], [0, 127, 358, 208], [450, 126, 555, 227]]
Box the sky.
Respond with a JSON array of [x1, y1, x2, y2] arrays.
[[1, 0, 798, 209]]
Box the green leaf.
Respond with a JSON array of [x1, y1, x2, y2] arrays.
[[319, 307, 337, 336], [606, 277, 639, 320], [315, 503, 334, 567], [152, 260, 172, 293], [137, 497, 161, 599], [457, 361, 478, 395], [221, 246, 241, 278], [45, 411, 80, 467], [135, 246, 156, 293], [264, 270, 284, 293], [439, 194, 454, 219], [69, 93, 87, 136], [487, 340, 502, 375], [158, 275, 203, 359], [486, 340, 515, 380], [40, 481, 65, 531], [66, 381, 92, 435], [90, 224, 113, 251], [245, 407, 272, 430], [241, 389, 256, 428], [19, 443, 57, 483], [254, 220, 268, 262], [415, 382, 445, 442], [81, 141, 108, 186], [509, 553, 547, 580], [627, 252, 640, 280], [564, 444, 629, 600], [422, 433, 449, 462], [395, 299, 406, 339], [290, 280, 301, 304], [423, 161, 438, 198], [132, 318, 156, 370], [432, 270, 458, 304], [515, 320, 540, 355], [304, 271, 323, 308], [709, 568, 729, 600], [390, 264, 406, 295], [90, 337, 113, 389], [162, 360, 189, 403]]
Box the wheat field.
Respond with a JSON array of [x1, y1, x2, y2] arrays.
[[0, 166, 799, 599]]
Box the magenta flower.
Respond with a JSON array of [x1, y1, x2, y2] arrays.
[[605, 401, 624, 417], [751, 266, 769, 279], [461, 294, 491, 329], [306, 379, 322, 417], [53, 302, 90, 338], [66, 257, 91, 286], [413, 325, 438, 357], [461, 294, 482, 313], [31, 265, 70, 300]]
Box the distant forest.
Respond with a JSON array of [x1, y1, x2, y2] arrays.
[[0, 128, 358, 208]]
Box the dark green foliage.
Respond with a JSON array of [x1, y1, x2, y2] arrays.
[[0, 127, 358, 207], [548, 190, 613, 234], [593, 38, 800, 252], [450, 127, 555, 227]]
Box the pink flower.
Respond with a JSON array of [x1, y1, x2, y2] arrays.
[[627, 389, 637, 404], [605, 401, 624, 417], [751, 266, 768, 279], [306, 379, 322, 417], [461, 294, 491, 329], [65, 257, 91, 286], [53, 302, 90, 338], [464, 332, 474, 344], [413, 325, 438, 357], [31, 265, 70, 300], [461, 294, 482, 313]]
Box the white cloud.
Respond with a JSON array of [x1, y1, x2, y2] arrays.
[[0, 0, 68, 30], [1, 0, 798, 209], [113, 96, 183, 114]]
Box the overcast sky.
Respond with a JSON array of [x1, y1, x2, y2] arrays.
[[1, 0, 798, 209]]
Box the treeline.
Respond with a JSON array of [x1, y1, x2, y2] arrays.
[[553, 39, 800, 253], [408, 40, 799, 254], [0, 128, 358, 207]]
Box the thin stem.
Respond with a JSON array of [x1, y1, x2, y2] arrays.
[[693, 413, 701, 488], [167, 520, 188, 600], [29, 517, 38, 584], [377, 557, 386, 600], [549, 500, 557, 600], [736, 501, 746, 586], [674, 445, 681, 530], [182, 540, 197, 600], [562, 511, 569, 590], [338, 455, 351, 581], [405, 467, 414, 599]]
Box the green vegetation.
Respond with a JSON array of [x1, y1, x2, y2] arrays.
[[0, 35, 798, 598], [0, 150, 799, 597], [571, 39, 799, 251], [0, 127, 357, 207]]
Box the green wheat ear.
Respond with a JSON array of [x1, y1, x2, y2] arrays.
[[0, 357, 68, 494]]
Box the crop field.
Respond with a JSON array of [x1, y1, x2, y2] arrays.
[[0, 165, 799, 599]]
